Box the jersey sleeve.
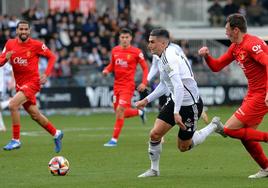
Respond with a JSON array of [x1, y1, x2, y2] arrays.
[[0, 40, 10, 66], [163, 48, 184, 113], [137, 50, 148, 85], [36, 41, 56, 76], [103, 49, 115, 73], [245, 38, 268, 92], [147, 56, 159, 82], [205, 46, 234, 72]]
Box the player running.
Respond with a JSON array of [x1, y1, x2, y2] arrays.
[[199, 13, 268, 178], [103, 28, 148, 147], [0, 20, 63, 152]]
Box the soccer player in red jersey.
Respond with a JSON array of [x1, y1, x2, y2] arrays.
[[102, 28, 149, 147], [199, 13, 268, 178], [0, 20, 63, 152]]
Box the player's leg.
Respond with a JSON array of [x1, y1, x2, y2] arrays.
[[24, 103, 63, 153], [3, 91, 27, 150], [138, 119, 172, 178], [223, 115, 268, 142], [104, 93, 127, 146], [138, 98, 174, 178]]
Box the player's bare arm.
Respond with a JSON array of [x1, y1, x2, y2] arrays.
[[40, 74, 47, 85], [102, 69, 109, 76], [6, 51, 15, 60], [198, 47, 210, 57], [137, 83, 146, 92], [135, 98, 148, 110], [174, 113, 186, 130]]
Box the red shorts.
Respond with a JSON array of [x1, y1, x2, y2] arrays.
[[113, 89, 134, 110], [235, 95, 268, 127], [16, 82, 40, 110]]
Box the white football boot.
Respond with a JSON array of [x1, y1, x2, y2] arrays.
[[248, 169, 268, 179], [138, 169, 160, 178], [211, 116, 227, 137]]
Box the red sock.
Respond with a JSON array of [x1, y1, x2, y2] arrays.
[[112, 118, 124, 139], [224, 127, 268, 142], [12, 124, 20, 140], [242, 140, 268, 169], [43, 122, 57, 136], [124, 108, 139, 118]]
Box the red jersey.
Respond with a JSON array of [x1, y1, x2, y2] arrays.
[[206, 34, 268, 96], [0, 38, 56, 87], [104, 45, 148, 91]]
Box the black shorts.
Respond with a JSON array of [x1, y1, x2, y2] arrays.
[[157, 97, 203, 140]]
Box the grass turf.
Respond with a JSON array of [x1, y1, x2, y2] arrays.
[[0, 106, 268, 188]]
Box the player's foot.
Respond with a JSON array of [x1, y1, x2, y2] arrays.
[[138, 169, 160, 178], [3, 139, 21, 150], [248, 169, 268, 178], [140, 109, 147, 124], [54, 130, 64, 153], [211, 116, 227, 138], [0, 125, 6, 132], [104, 139, 117, 147]]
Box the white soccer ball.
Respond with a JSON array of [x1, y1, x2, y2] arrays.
[[48, 156, 70, 176]]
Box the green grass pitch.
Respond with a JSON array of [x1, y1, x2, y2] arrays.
[[0, 106, 268, 188]]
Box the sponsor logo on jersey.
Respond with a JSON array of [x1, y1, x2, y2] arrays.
[[13, 57, 28, 66], [252, 44, 263, 54], [115, 59, 128, 67]]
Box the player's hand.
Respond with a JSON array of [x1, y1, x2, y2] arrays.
[[198, 47, 210, 57], [265, 93, 268, 106], [174, 113, 186, 130], [135, 98, 148, 110], [6, 51, 15, 60], [137, 83, 146, 92], [102, 70, 109, 76], [40, 74, 47, 85]]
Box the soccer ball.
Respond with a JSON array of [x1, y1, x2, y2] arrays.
[[48, 156, 70, 176]]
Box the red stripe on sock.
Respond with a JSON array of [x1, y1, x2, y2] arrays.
[[242, 140, 268, 169], [12, 124, 20, 140], [124, 108, 139, 118], [112, 118, 124, 139], [43, 122, 57, 136], [224, 127, 268, 142]]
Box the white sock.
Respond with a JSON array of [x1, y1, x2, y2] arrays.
[[54, 130, 61, 138], [0, 112, 6, 131], [111, 138, 117, 142], [149, 140, 162, 172], [192, 122, 217, 148], [138, 110, 143, 115], [0, 100, 9, 110]]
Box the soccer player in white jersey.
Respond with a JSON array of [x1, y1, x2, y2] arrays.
[[0, 63, 12, 131], [148, 43, 210, 125], [136, 28, 226, 177]]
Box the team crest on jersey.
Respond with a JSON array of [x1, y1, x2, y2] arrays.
[[42, 43, 48, 51], [164, 65, 173, 74], [238, 53, 245, 61], [127, 54, 132, 60], [26, 51, 31, 57]]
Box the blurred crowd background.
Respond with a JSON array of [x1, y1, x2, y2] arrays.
[[0, 0, 267, 89]]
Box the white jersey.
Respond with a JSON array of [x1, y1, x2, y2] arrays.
[[146, 43, 199, 113], [0, 63, 12, 98]]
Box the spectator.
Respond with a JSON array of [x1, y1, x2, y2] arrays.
[[208, 0, 224, 27], [223, 0, 239, 18], [247, 0, 264, 26]]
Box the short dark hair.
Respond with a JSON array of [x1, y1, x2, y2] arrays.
[[119, 28, 132, 36], [150, 28, 170, 39], [226, 13, 247, 33], [16, 20, 30, 29]]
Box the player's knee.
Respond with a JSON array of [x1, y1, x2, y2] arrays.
[[8, 100, 18, 111], [177, 143, 190, 152], [150, 130, 162, 141]]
